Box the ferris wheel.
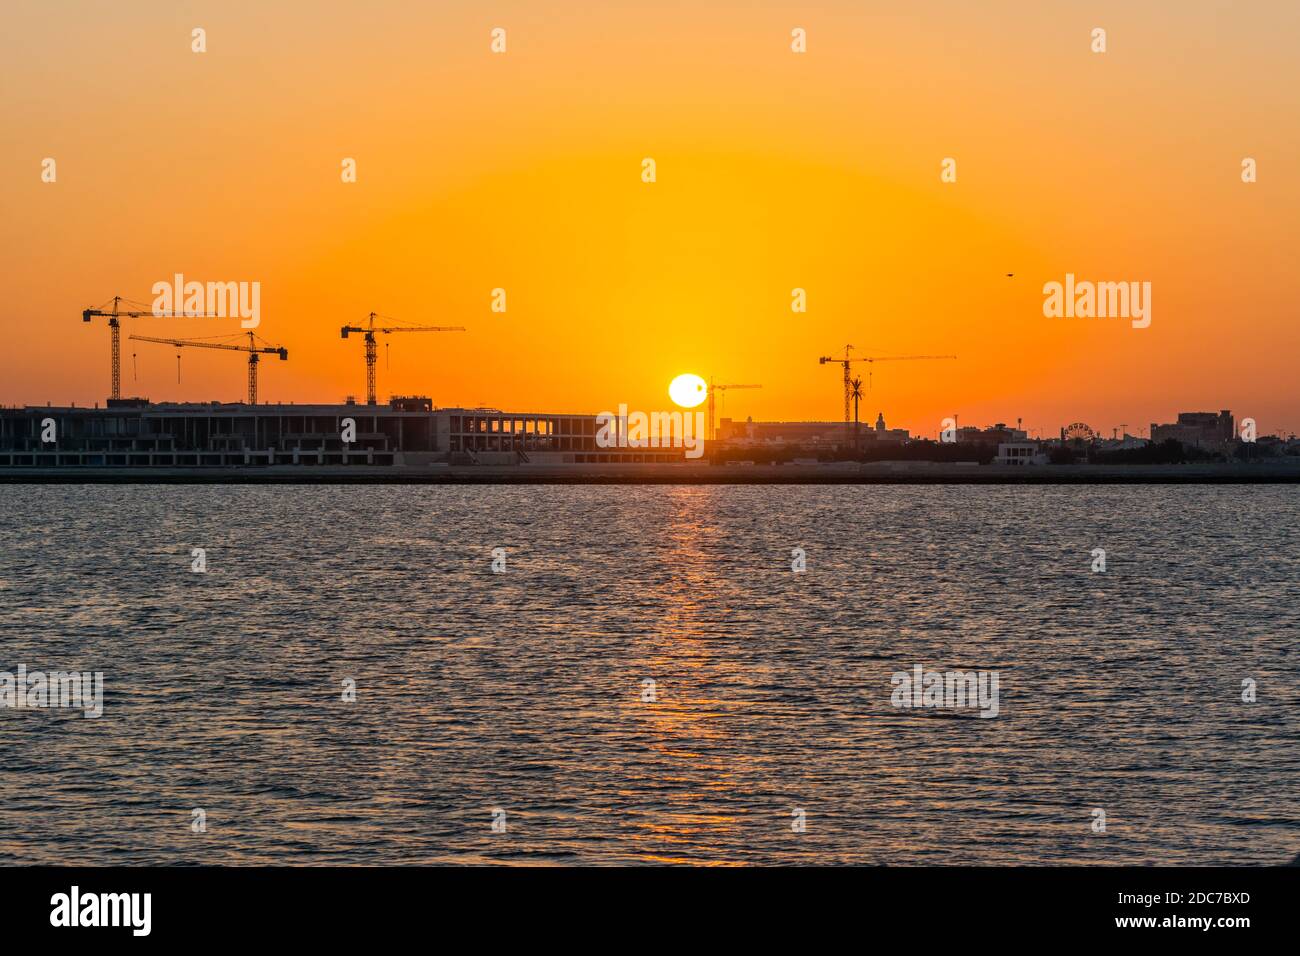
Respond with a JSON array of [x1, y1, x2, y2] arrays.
[[1063, 422, 1096, 442]]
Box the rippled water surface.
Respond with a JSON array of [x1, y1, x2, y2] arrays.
[[0, 484, 1296, 865]]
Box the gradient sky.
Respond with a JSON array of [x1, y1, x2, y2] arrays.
[[3, 1, 1297, 437]]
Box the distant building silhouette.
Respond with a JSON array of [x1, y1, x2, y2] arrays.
[[718, 415, 909, 446], [994, 441, 1047, 465], [956, 422, 1027, 443], [1150, 410, 1234, 449], [0, 398, 686, 468], [873, 412, 909, 442]]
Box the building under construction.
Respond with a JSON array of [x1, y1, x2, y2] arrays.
[[0, 397, 684, 469], [40, 300, 695, 468]]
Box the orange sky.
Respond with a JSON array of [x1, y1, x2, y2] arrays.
[[2, 1, 1297, 438]]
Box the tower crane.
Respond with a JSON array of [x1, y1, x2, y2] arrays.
[[82, 296, 219, 400], [818, 345, 957, 426], [340, 312, 466, 405], [708, 379, 762, 441], [129, 332, 288, 405]]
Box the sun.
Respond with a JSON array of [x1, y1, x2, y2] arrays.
[[668, 373, 708, 408]]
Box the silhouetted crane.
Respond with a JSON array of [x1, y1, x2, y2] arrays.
[[340, 312, 465, 405], [82, 296, 218, 400], [708, 379, 762, 441], [818, 345, 956, 427], [130, 332, 288, 405]]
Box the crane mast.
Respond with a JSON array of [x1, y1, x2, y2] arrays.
[[82, 296, 219, 400]]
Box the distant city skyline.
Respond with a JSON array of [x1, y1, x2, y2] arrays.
[[3, 1, 1298, 436]]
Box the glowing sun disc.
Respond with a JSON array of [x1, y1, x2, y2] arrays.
[[669, 373, 708, 408]]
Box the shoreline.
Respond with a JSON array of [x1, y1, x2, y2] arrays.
[[1, 461, 1297, 484]]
